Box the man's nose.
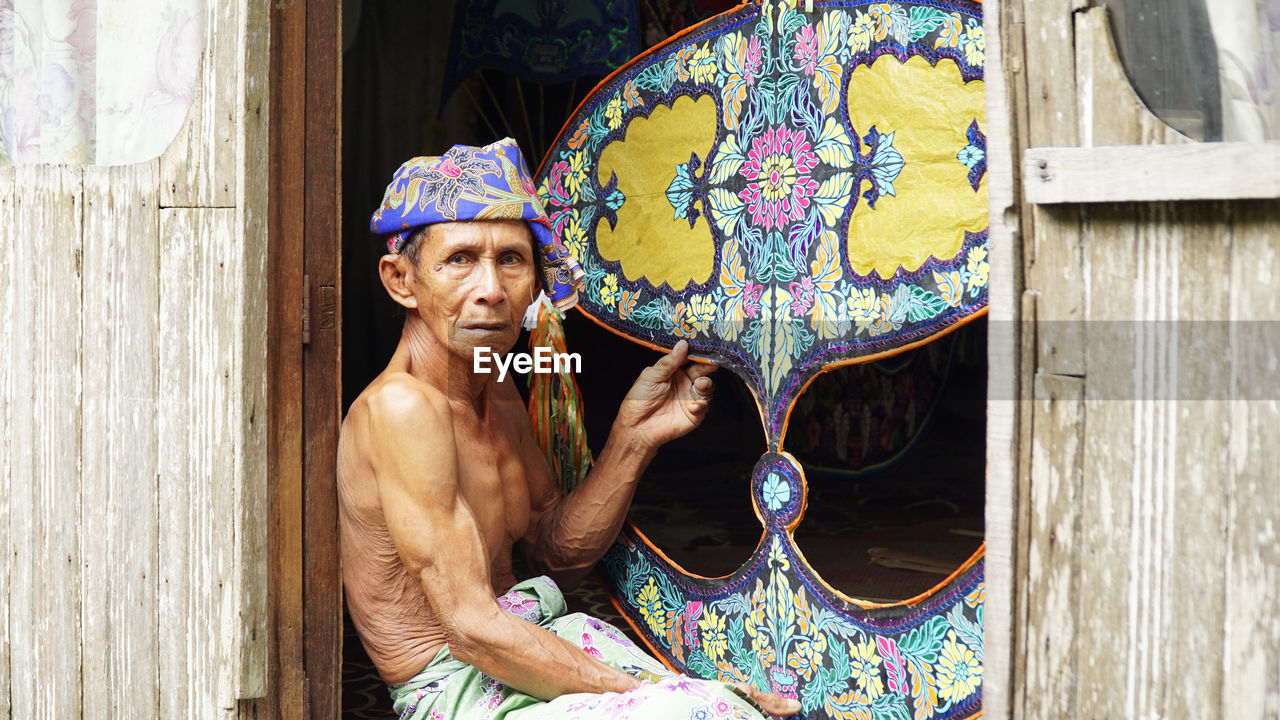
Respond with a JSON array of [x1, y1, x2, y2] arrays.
[[472, 259, 507, 305]]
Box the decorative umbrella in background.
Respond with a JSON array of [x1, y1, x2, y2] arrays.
[[439, 0, 641, 159]]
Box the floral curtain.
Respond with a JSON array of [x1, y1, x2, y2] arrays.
[[0, 0, 205, 165], [1209, 0, 1279, 140]]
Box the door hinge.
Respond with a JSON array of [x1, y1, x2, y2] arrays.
[[302, 274, 311, 346]]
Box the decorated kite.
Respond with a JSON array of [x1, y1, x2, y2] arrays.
[[534, 1, 988, 718]]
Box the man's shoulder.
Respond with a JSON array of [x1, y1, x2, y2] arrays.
[[340, 373, 458, 482], [349, 372, 452, 433]]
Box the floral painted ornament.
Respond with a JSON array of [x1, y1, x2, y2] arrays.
[[534, 0, 988, 718], [537, 0, 988, 435], [371, 138, 585, 310]]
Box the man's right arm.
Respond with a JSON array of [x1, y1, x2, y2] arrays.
[[367, 380, 643, 701]]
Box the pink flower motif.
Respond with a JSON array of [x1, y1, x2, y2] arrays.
[[581, 632, 605, 659], [743, 36, 764, 85], [658, 676, 705, 697], [548, 160, 570, 193], [738, 126, 820, 230], [585, 617, 625, 644], [742, 281, 764, 318], [683, 601, 703, 649], [439, 157, 462, 178], [789, 277, 816, 315], [497, 593, 539, 620], [794, 24, 820, 75]]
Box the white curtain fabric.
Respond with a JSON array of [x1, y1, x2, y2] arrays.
[[0, 0, 205, 165], [1209, 0, 1279, 140]]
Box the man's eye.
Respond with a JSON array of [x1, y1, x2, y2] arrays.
[[448, 253, 468, 264], [500, 254, 523, 265]]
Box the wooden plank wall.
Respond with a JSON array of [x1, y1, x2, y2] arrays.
[[81, 164, 162, 720], [997, 1, 1280, 718], [981, 0, 1024, 718], [0, 1, 272, 718], [0, 165, 12, 720]]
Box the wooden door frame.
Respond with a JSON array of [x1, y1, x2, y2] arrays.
[[270, 0, 342, 717]]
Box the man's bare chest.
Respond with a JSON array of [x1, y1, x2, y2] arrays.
[[454, 431, 534, 550]]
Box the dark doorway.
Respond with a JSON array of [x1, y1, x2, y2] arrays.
[[334, 1, 987, 717]]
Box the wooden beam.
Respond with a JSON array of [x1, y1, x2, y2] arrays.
[[1022, 0, 1085, 376], [303, 0, 344, 717], [1222, 201, 1280, 718], [1024, 143, 1280, 204], [1166, 204, 1232, 718], [269, 0, 308, 714], [1023, 373, 1084, 719], [982, 0, 1027, 718], [0, 165, 13, 720], [235, 0, 273, 701]]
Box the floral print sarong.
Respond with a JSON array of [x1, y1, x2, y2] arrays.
[[388, 576, 767, 720]]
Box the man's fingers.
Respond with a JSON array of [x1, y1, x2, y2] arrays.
[[733, 682, 800, 717], [641, 339, 689, 384], [755, 692, 800, 717], [656, 339, 689, 374], [687, 375, 714, 404], [686, 361, 716, 381]]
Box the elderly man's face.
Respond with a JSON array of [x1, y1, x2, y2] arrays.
[[408, 220, 538, 361]]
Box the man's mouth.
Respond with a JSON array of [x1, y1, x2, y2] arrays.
[[460, 322, 508, 332]]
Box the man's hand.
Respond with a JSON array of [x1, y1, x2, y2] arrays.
[[732, 682, 802, 717], [613, 340, 717, 452]]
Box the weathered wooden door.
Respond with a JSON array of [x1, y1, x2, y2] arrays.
[[983, 2, 1280, 718], [270, 0, 343, 717]]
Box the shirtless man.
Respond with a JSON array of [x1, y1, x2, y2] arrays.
[[339, 140, 799, 719]]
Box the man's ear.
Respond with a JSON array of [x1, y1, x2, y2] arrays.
[[379, 254, 419, 309]]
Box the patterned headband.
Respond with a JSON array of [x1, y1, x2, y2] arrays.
[[370, 138, 583, 310]]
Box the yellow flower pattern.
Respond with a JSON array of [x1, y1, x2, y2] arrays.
[[698, 606, 729, 663], [565, 151, 590, 197], [788, 635, 828, 681], [637, 577, 669, 637], [690, 44, 719, 84], [848, 287, 879, 335], [600, 273, 619, 308], [965, 244, 989, 294], [849, 11, 875, 53], [963, 21, 985, 68], [604, 94, 625, 131], [604, 530, 983, 720], [688, 293, 715, 335], [937, 632, 981, 704], [562, 214, 586, 260], [849, 638, 884, 702]]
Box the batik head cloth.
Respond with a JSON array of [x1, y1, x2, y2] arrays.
[[370, 138, 583, 310]]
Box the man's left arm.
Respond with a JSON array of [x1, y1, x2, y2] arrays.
[[523, 340, 715, 588]]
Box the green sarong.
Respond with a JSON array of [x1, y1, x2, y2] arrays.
[[388, 576, 767, 720]]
